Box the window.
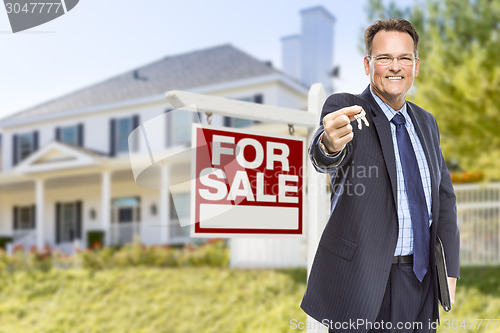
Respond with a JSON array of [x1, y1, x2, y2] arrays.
[[166, 111, 193, 147], [112, 197, 141, 223], [13, 131, 38, 165], [61, 126, 77, 145], [110, 115, 139, 156], [56, 124, 83, 146], [19, 133, 34, 160], [116, 118, 132, 153], [229, 118, 254, 128], [223, 94, 263, 128], [14, 206, 35, 230]]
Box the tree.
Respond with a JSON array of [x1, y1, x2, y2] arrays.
[[365, 0, 500, 180]]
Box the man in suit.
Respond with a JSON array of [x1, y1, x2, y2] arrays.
[[301, 19, 460, 333]]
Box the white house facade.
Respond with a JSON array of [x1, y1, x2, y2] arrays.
[[0, 7, 335, 265]]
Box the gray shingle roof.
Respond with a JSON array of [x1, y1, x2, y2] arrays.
[[2, 44, 281, 122]]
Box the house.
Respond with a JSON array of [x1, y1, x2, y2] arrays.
[[0, 7, 335, 264]]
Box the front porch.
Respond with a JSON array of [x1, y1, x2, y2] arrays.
[[0, 142, 192, 253]]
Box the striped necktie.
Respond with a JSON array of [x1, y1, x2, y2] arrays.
[[391, 112, 430, 282]]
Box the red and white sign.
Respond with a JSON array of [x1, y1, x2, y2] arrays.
[[191, 124, 305, 237]]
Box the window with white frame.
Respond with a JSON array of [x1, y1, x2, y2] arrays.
[[223, 94, 263, 128], [112, 197, 141, 223], [60, 202, 77, 242], [166, 110, 194, 147], [16, 206, 34, 229], [110, 115, 138, 156], [18, 133, 35, 161], [13, 130, 38, 165], [116, 117, 132, 153], [60, 125, 78, 145]]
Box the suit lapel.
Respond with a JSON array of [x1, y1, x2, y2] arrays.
[[360, 87, 398, 209]]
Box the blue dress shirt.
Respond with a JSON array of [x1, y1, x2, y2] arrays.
[[369, 87, 433, 256]]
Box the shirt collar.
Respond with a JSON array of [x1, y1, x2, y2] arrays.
[[369, 85, 408, 122]]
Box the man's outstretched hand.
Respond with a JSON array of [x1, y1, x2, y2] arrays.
[[322, 105, 364, 154]]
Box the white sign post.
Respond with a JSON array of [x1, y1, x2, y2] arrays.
[[166, 84, 328, 332]]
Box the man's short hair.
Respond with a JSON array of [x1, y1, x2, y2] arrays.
[[364, 18, 419, 57]]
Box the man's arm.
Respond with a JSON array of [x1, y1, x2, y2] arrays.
[[433, 117, 460, 304], [436, 144, 460, 278]]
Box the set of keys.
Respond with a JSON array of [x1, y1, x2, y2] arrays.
[[354, 108, 370, 130]]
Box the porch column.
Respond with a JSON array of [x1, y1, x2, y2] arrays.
[[159, 161, 170, 244], [35, 178, 45, 249], [101, 171, 111, 245]]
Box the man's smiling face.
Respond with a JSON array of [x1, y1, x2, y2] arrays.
[[364, 30, 419, 110]]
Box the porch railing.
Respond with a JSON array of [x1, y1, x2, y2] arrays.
[[6, 229, 37, 253], [167, 220, 191, 245], [110, 222, 141, 246]]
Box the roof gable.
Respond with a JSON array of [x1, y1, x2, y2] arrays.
[[14, 141, 102, 174]]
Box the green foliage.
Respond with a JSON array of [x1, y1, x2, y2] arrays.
[[0, 239, 229, 273], [438, 266, 500, 333], [365, 0, 500, 180], [0, 236, 13, 250], [0, 264, 499, 332], [86, 230, 104, 248]]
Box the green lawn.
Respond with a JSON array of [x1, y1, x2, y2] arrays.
[[0, 266, 498, 333], [0, 267, 307, 333], [439, 266, 500, 333]]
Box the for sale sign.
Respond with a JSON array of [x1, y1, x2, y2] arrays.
[[191, 124, 305, 237]]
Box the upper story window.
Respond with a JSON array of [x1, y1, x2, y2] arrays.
[[117, 118, 132, 153], [110, 115, 139, 156], [19, 133, 34, 160], [224, 94, 263, 128], [61, 126, 77, 145], [166, 110, 195, 147], [12, 131, 38, 165], [56, 124, 83, 147]]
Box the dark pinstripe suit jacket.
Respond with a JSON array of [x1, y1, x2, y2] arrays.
[[301, 86, 460, 332]]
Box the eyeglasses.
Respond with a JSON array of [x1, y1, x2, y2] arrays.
[[367, 55, 418, 66]]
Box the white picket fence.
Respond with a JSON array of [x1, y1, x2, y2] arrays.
[[455, 182, 500, 265]]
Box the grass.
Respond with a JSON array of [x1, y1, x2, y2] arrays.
[[0, 267, 307, 333], [0, 266, 498, 332], [439, 266, 500, 333]]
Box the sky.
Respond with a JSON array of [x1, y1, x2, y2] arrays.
[[0, 0, 413, 120]]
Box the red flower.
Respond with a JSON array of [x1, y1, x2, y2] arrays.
[[207, 238, 223, 245], [13, 244, 24, 252]]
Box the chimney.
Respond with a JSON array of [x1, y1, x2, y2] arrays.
[[281, 7, 335, 93], [281, 35, 301, 81], [300, 6, 335, 93]]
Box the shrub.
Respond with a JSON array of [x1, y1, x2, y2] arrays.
[[0, 239, 229, 273]]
